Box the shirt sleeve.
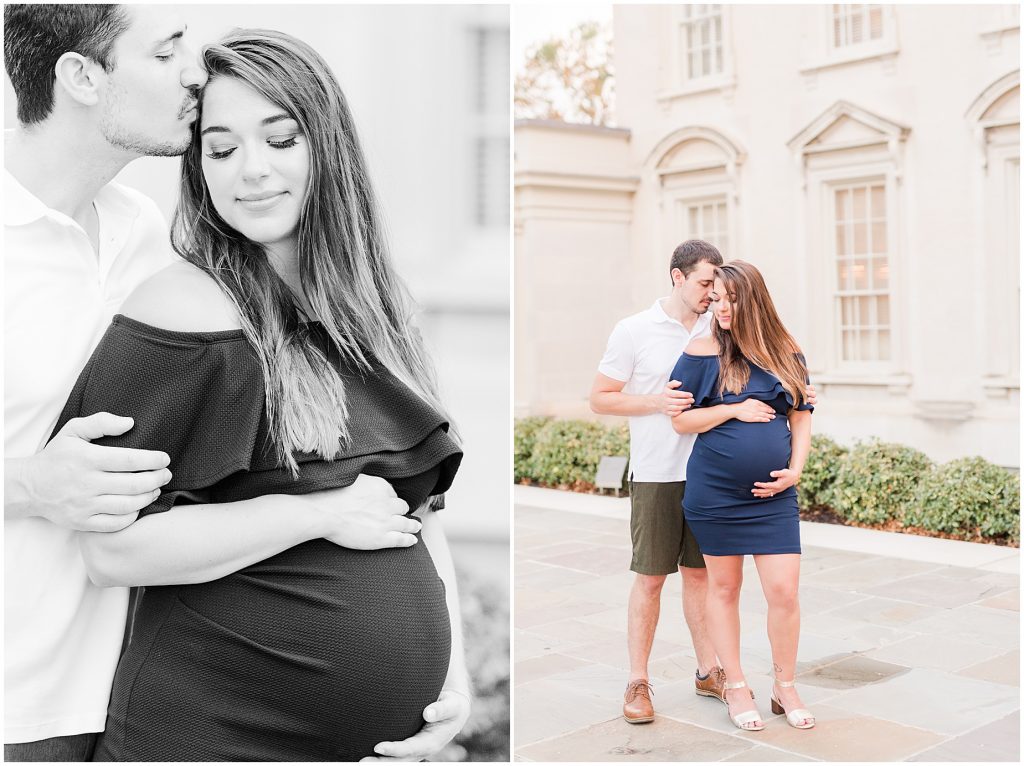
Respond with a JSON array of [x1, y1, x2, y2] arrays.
[[669, 354, 720, 409], [50, 319, 265, 517], [597, 321, 634, 382]]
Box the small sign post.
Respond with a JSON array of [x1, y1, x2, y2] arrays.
[[595, 456, 629, 496]]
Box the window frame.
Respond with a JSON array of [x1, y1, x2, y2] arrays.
[[658, 5, 736, 101], [800, 4, 899, 75]]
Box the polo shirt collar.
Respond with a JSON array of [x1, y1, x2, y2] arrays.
[[649, 297, 713, 333], [3, 168, 49, 227]]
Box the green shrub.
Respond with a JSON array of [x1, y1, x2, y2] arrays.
[[798, 434, 848, 510], [829, 439, 933, 525], [513, 416, 552, 481], [905, 457, 1020, 543], [525, 419, 629, 488]]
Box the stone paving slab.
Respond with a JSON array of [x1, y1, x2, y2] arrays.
[[513, 494, 1021, 761], [907, 711, 1020, 762]]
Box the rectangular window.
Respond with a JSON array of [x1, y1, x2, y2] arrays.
[[471, 27, 509, 228], [680, 197, 729, 256], [833, 182, 890, 362], [831, 4, 884, 48], [680, 5, 723, 80]]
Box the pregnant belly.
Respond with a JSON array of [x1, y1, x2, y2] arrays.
[[110, 538, 450, 761], [687, 419, 792, 505]]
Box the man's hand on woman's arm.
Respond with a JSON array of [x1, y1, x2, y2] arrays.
[[5, 412, 171, 531], [589, 373, 694, 417], [78, 474, 417, 587]]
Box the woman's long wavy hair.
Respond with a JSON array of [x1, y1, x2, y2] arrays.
[[712, 261, 807, 409], [172, 29, 456, 473]]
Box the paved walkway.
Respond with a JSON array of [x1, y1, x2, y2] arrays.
[[514, 486, 1019, 762]]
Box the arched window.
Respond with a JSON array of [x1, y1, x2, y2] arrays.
[[647, 126, 744, 264], [966, 71, 1020, 394]]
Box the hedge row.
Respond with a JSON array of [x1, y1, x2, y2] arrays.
[[514, 419, 1020, 544]]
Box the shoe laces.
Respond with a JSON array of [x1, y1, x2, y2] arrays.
[[625, 679, 654, 701]]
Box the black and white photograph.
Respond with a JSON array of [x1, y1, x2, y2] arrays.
[[4, 4, 509, 761]]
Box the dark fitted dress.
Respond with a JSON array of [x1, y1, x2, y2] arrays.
[[669, 353, 812, 556], [50, 315, 462, 762]]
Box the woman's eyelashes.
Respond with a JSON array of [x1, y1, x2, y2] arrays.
[[205, 134, 301, 160]]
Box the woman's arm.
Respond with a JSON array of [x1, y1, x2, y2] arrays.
[[671, 399, 778, 434], [368, 508, 472, 761], [78, 476, 420, 587]]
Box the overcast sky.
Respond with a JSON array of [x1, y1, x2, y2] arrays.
[[512, 3, 613, 72]]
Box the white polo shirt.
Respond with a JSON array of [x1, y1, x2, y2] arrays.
[[4, 166, 174, 743], [598, 298, 713, 482]]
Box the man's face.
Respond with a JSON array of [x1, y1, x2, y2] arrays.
[[673, 260, 717, 315], [97, 6, 208, 157]]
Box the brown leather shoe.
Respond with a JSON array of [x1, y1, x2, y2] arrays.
[[623, 679, 655, 723], [695, 666, 727, 705]]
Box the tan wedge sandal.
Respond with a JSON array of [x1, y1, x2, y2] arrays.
[[770, 678, 815, 729], [724, 680, 765, 731]]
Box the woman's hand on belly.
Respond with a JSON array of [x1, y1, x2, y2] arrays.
[[305, 475, 422, 550], [363, 689, 471, 762], [751, 467, 800, 498]]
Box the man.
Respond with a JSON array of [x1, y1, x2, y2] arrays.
[[590, 239, 727, 723], [4, 6, 466, 760]]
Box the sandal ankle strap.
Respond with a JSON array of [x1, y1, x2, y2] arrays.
[[723, 680, 748, 690], [774, 678, 796, 688]]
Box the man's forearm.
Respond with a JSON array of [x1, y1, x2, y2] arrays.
[[419, 509, 470, 697], [589, 390, 657, 418], [78, 494, 324, 587]]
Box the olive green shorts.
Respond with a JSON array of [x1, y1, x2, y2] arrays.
[[629, 480, 705, 574]]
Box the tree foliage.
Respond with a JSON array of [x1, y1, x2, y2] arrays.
[[514, 20, 614, 126]]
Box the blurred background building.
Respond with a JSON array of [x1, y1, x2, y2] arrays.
[[515, 3, 1019, 469], [4, 4, 510, 759]]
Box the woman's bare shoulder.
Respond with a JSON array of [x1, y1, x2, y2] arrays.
[[685, 335, 719, 356], [119, 261, 242, 332]]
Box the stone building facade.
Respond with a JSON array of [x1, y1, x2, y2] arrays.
[[515, 4, 1019, 467]]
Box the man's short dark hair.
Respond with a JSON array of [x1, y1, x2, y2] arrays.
[[4, 4, 130, 125], [669, 239, 725, 278]]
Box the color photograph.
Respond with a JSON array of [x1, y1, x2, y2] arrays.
[[514, 3, 1019, 761]]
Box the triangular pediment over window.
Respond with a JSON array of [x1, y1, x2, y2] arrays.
[[788, 100, 910, 154]]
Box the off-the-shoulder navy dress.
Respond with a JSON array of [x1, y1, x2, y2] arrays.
[[668, 352, 812, 556], [52, 316, 462, 761]]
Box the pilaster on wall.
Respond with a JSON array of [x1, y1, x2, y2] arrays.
[[514, 121, 639, 418]]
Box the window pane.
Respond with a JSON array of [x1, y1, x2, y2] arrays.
[[871, 222, 887, 253], [877, 296, 890, 324], [850, 7, 864, 42], [859, 329, 873, 359], [853, 222, 867, 254], [874, 258, 889, 289], [877, 329, 890, 359], [837, 260, 849, 289], [841, 297, 854, 325], [842, 330, 858, 361], [835, 225, 847, 256], [858, 295, 873, 325], [852, 187, 867, 219], [702, 47, 710, 75], [835, 189, 848, 221], [701, 19, 710, 45], [715, 44, 722, 73], [870, 184, 886, 218], [869, 6, 883, 38], [689, 207, 699, 234], [853, 258, 868, 289]]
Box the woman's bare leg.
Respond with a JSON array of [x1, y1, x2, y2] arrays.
[[753, 553, 812, 724], [703, 554, 760, 725]]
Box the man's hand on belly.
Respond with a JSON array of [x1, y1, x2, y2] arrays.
[[362, 689, 471, 762]]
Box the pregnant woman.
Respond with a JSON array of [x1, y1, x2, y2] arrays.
[[669, 260, 814, 732], [52, 29, 468, 760]]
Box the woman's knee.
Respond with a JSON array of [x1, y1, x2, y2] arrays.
[[764, 583, 800, 612], [707, 577, 742, 604]]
